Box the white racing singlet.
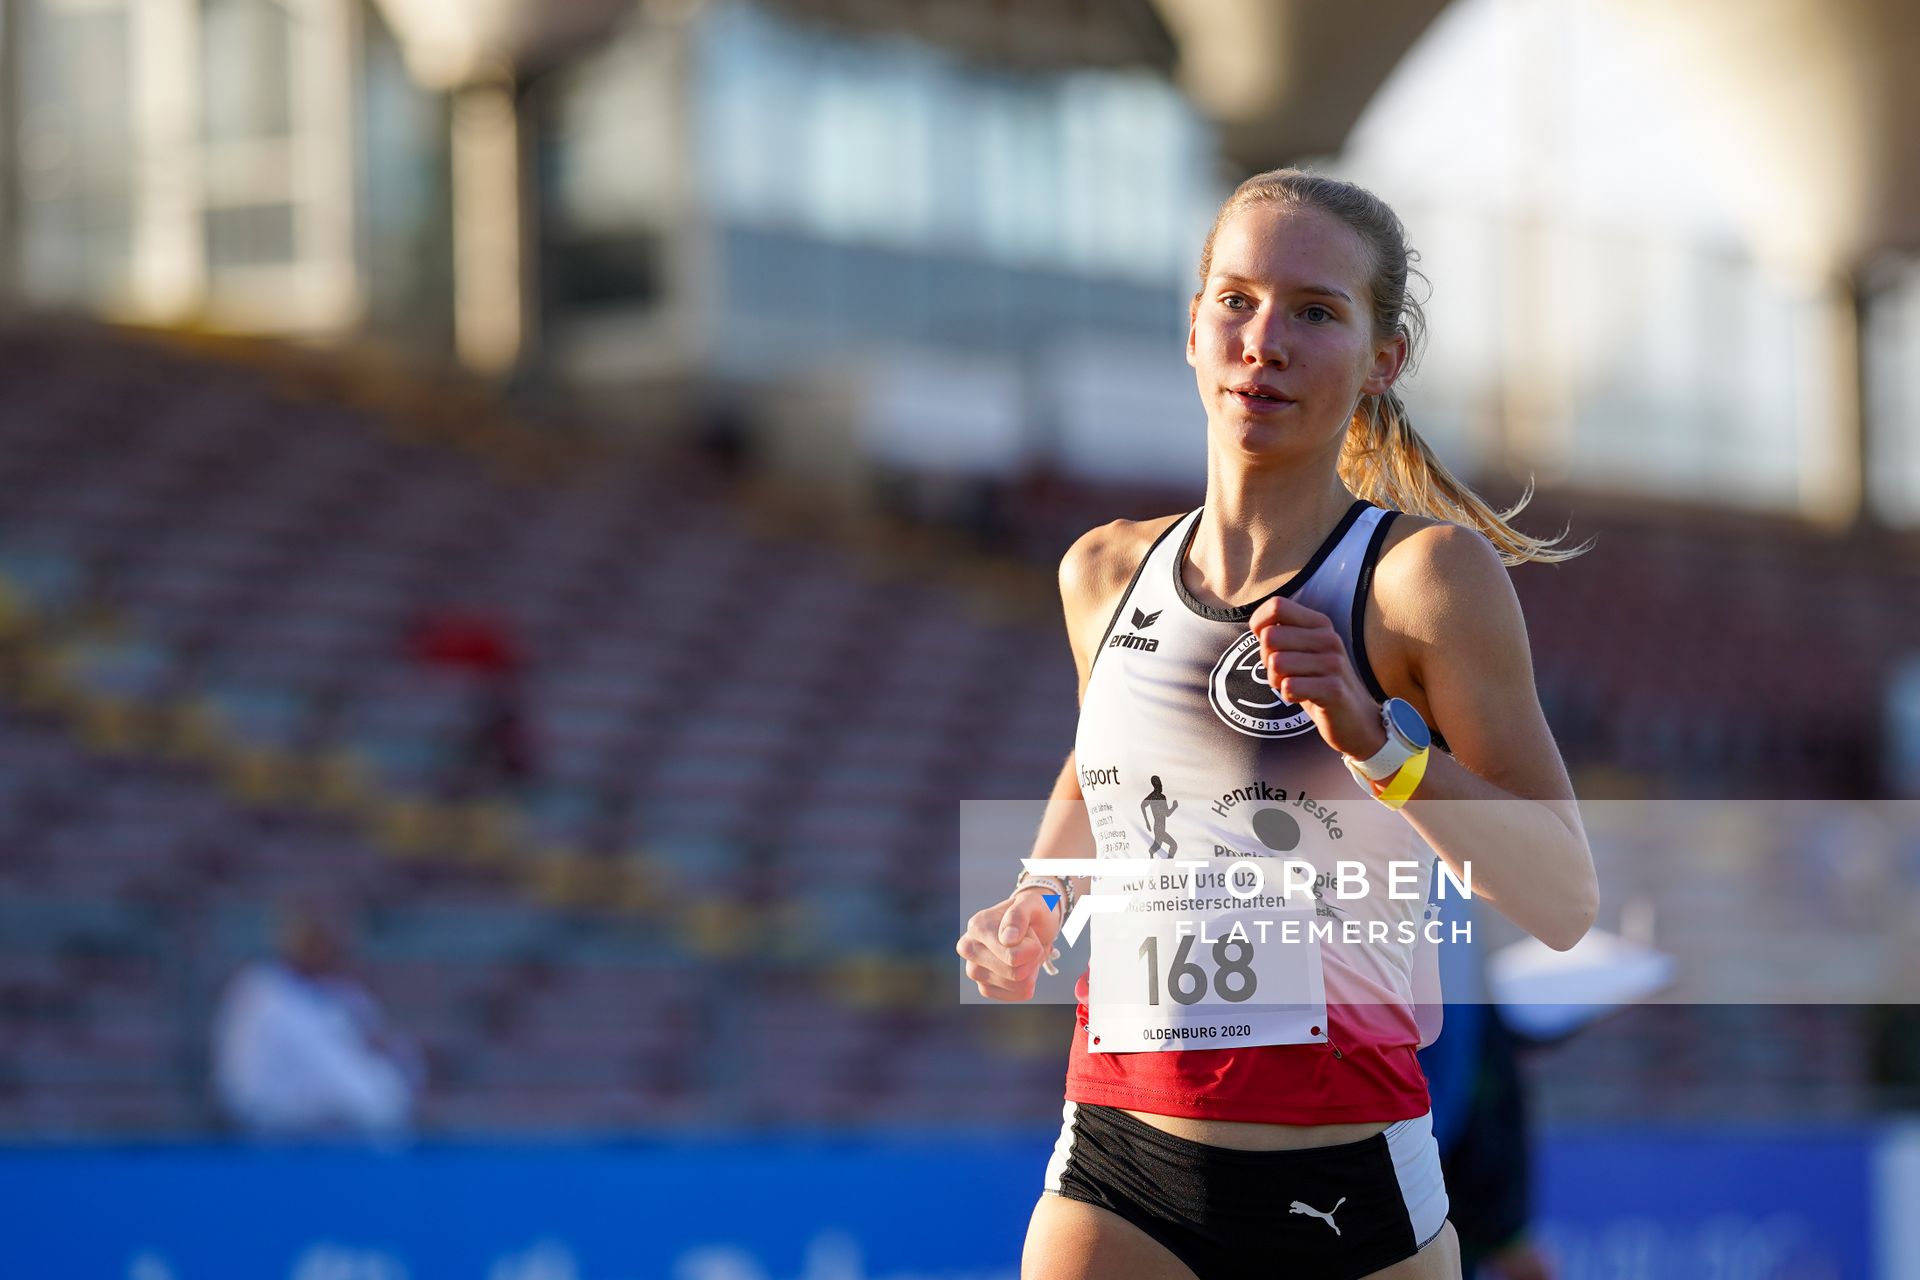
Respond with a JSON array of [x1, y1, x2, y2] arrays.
[[1065, 499, 1447, 1124]]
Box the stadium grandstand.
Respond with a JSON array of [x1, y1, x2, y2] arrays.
[[1, 0, 1919, 1275]]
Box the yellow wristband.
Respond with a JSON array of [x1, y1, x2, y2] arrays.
[[1375, 746, 1430, 810]]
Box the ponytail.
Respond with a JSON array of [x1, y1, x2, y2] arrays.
[[1341, 391, 1591, 566]]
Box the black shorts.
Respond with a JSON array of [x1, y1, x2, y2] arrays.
[[1043, 1102, 1450, 1280]]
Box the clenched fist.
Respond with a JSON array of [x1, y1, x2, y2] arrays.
[[1247, 593, 1388, 761], [955, 888, 1066, 1001]]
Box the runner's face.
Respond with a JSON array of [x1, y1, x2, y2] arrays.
[[1186, 204, 1405, 463]]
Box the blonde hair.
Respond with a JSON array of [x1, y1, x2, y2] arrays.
[[1194, 169, 1590, 566]]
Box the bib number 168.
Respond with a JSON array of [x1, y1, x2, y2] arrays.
[[1138, 933, 1258, 1006]]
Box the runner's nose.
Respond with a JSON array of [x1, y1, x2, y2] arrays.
[[1243, 310, 1288, 368]]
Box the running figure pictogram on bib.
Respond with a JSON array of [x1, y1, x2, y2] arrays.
[[1140, 776, 1179, 857]]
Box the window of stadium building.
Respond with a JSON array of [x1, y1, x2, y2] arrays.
[[691, 0, 1214, 285]]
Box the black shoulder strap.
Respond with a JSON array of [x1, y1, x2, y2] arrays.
[[1352, 509, 1452, 756]]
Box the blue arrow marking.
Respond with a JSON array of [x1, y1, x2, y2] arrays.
[[1042, 894, 1060, 910]]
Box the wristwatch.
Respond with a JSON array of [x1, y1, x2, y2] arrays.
[[1343, 697, 1432, 788]]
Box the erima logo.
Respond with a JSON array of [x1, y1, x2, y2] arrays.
[[1107, 606, 1163, 652]]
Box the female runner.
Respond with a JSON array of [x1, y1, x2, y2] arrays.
[[956, 169, 1599, 1280]]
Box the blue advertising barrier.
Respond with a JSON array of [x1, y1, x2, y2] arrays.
[[1535, 1128, 1882, 1280], [0, 1138, 1039, 1280], [0, 1126, 1909, 1279]]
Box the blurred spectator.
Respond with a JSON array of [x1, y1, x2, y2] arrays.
[[465, 673, 536, 793], [211, 891, 422, 1137], [406, 606, 524, 676], [1420, 895, 1555, 1280], [696, 385, 756, 476], [405, 605, 537, 794]]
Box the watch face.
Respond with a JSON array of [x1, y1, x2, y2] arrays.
[[1385, 698, 1432, 751]]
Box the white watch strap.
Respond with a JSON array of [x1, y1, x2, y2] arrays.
[[1349, 735, 1414, 781]]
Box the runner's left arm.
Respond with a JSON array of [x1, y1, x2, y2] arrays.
[[1252, 522, 1597, 952]]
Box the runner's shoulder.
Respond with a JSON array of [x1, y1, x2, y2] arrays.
[[1370, 514, 1513, 634], [1058, 513, 1184, 626]]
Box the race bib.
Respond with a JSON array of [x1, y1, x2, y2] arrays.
[[1085, 860, 1328, 1054]]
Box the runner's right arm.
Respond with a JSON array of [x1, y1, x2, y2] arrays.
[[955, 519, 1170, 1001], [956, 754, 1090, 1001]]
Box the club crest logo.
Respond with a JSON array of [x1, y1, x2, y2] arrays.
[[1208, 631, 1316, 738]]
